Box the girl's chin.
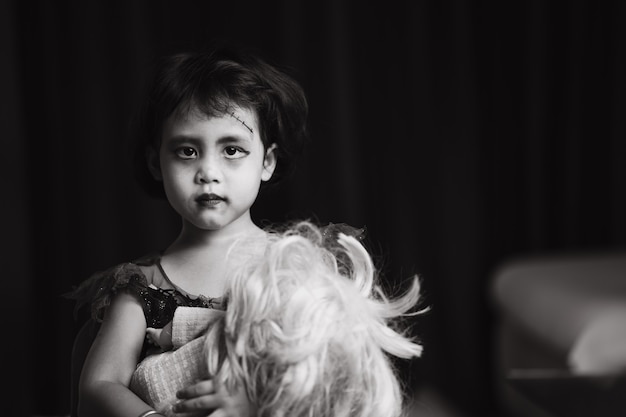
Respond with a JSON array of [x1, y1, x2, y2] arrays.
[[182, 210, 253, 233], [190, 217, 244, 232], [193, 221, 228, 231]]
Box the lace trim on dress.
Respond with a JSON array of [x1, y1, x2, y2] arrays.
[[66, 254, 223, 327]]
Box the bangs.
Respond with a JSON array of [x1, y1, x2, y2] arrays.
[[163, 58, 264, 135]]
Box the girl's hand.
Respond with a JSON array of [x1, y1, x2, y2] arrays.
[[173, 379, 254, 417]]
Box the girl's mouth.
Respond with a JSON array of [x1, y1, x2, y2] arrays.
[[195, 193, 225, 207]]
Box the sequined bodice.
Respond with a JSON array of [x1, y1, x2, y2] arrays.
[[67, 253, 224, 329]]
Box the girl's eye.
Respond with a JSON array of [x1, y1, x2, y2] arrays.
[[175, 147, 197, 159], [224, 146, 249, 159]]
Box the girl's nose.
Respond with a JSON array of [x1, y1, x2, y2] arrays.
[[194, 158, 222, 184]]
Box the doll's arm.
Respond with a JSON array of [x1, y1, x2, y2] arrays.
[[170, 309, 253, 416], [146, 308, 223, 351], [170, 306, 224, 348], [131, 329, 253, 417]]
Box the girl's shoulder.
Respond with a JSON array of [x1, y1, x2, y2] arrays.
[[67, 252, 163, 322]]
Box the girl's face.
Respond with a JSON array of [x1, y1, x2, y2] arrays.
[[154, 105, 276, 234]]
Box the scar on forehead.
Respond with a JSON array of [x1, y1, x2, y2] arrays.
[[229, 111, 254, 134]]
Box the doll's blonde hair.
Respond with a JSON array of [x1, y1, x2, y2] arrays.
[[204, 222, 424, 417]]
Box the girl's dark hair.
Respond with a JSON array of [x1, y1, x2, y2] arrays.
[[132, 44, 309, 198]]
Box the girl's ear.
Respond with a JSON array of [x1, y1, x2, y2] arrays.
[[146, 146, 162, 181], [261, 143, 277, 182]]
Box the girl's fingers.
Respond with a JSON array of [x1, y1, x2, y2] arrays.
[[173, 385, 253, 417], [172, 394, 222, 413], [176, 379, 216, 399]]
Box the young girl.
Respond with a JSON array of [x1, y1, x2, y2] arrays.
[[69, 44, 308, 417], [129, 221, 425, 417]]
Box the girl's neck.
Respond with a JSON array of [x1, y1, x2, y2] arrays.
[[159, 216, 266, 297], [166, 216, 263, 257]]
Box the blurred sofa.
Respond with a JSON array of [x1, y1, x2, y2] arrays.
[[490, 250, 626, 417]]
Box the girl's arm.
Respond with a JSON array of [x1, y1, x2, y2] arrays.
[[78, 291, 158, 417]]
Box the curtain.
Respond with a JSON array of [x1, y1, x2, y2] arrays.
[[4, 1, 626, 415]]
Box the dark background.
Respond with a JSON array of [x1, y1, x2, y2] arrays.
[[3, 1, 626, 416]]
